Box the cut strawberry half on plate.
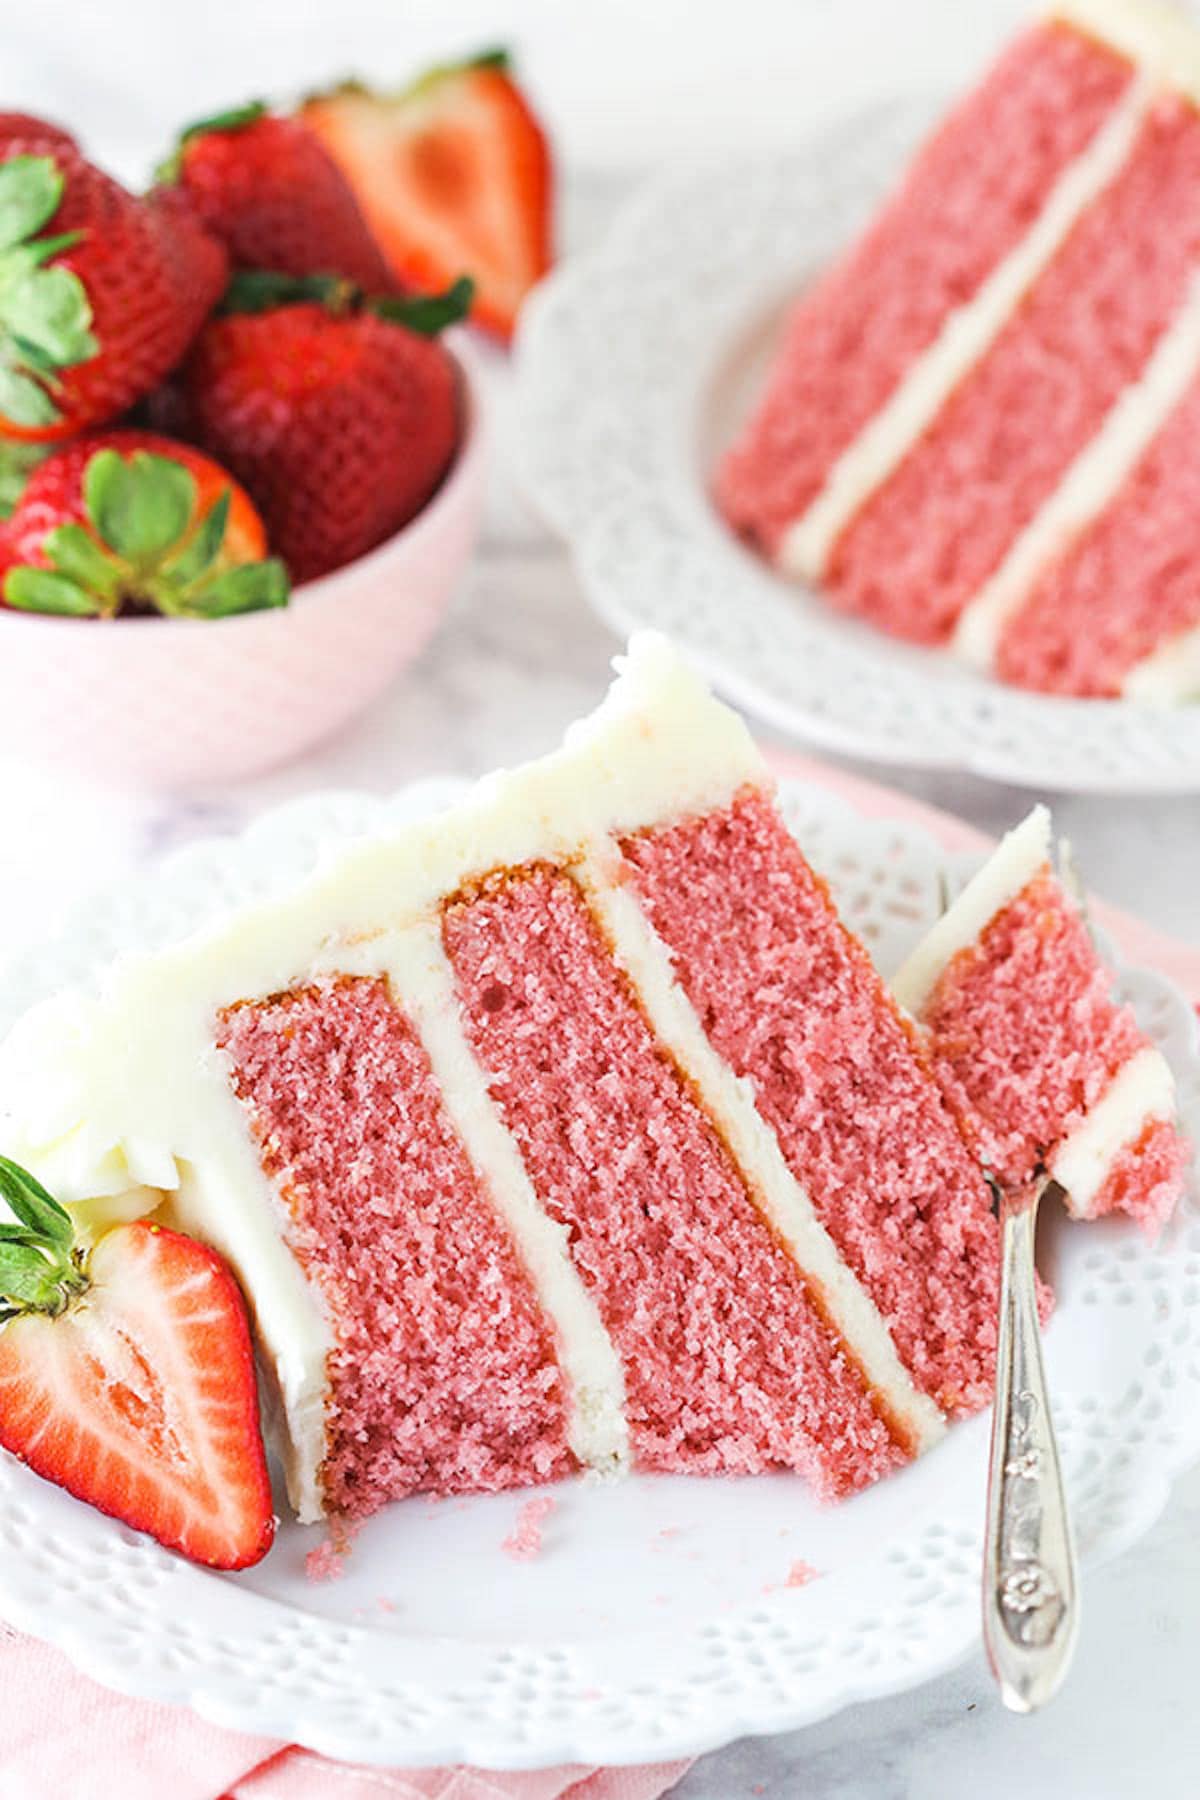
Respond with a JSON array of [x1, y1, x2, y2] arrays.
[[300, 49, 552, 341], [0, 1157, 275, 1569]]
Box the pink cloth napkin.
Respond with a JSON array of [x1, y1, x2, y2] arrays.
[[1, 758, 1196, 1800]]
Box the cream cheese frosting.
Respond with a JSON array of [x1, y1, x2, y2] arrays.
[[1055, 0, 1200, 105]]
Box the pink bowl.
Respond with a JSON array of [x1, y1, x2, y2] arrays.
[[0, 338, 487, 789]]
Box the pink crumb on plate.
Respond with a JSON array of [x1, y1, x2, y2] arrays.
[[305, 1540, 347, 1584], [304, 1517, 362, 1583], [503, 1495, 557, 1562], [786, 1560, 821, 1588]]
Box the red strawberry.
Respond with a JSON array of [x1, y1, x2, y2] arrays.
[[0, 137, 228, 441], [0, 1157, 275, 1570], [160, 271, 470, 582], [158, 101, 394, 291], [301, 50, 553, 341], [0, 428, 289, 619], [0, 113, 75, 149]]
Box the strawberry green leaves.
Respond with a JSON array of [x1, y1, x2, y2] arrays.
[[0, 155, 62, 247], [373, 275, 474, 336], [0, 156, 97, 428], [3, 446, 290, 619], [85, 442, 197, 562], [221, 267, 474, 335], [0, 1155, 88, 1321], [0, 439, 49, 517]]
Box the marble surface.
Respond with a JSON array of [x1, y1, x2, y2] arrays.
[[0, 0, 1198, 1790]]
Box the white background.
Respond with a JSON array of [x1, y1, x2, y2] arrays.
[[0, 1, 1198, 1793]]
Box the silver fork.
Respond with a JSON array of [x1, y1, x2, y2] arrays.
[[982, 1174, 1080, 1712]]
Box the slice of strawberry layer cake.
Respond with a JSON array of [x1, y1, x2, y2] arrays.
[[0, 643, 1183, 1531], [718, 0, 1200, 701], [0, 638, 1011, 1524], [893, 808, 1190, 1230]]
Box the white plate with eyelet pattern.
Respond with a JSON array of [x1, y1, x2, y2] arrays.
[[0, 775, 1196, 1769], [515, 107, 1200, 793]]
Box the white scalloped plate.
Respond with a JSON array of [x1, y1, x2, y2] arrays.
[[0, 777, 1197, 1769], [515, 107, 1200, 793]]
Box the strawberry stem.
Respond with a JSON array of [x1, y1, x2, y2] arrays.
[[220, 269, 358, 316], [371, 276, 474, 335], [220, 268, 474, 335], [0, 1156, 88, 1321]]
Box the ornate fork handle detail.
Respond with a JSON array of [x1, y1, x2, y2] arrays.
[[983, 1180, 1079, 1710]]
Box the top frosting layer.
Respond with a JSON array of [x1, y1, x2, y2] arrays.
[[1056, 0, 1200, 104]]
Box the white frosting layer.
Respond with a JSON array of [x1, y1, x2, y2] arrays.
[[1055, 0, 1200, 104], [322, 923, 632, 1477], [778, 79, 1153, 581], [955, 270, 1200, 668], [1050, 1045, 1177, 1214], [1122, 622, 1200, 703], [892, 808, 1052, 1017], [576, 846, 945, 1455]]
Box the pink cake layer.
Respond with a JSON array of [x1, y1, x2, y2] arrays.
[[996, 375, 1200, 695], [1086, 1118, 1189, 1229], [918, 872, 1188, 1228], [442, 865, 908, 1500], [715, 22, 1130, 555], [620, 790, 1002, 1417], [828, 94, 1200, 643], [218, 977, 575, 1517]]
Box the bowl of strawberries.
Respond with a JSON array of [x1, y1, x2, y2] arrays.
[[0, 53, 551, 787]]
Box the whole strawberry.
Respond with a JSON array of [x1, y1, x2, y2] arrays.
[[0, 135, 228, 440], [0, 1156, 275, 1569], [0, 112, 75, 149], [161, 272, 471, 583], [0, 428, 289, 618], [158, 101, 393, 291]]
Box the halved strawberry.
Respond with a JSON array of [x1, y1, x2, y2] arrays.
[[300, 49, 552, 341], [0, 1157, 275, 1569]]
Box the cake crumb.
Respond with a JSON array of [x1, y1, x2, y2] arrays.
[[503, 1496, 556, 1562], [304, 1518, 361, 1584], [785, 1559, 820, 1589], [305, 1540, 347, 1583], [377, 1596, 397, 1613]]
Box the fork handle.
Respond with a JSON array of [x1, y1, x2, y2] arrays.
[[982, 1195, 1080, 1712]]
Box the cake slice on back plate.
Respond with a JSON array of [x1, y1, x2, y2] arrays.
[[718, 0, 1200, 701], [894, 809, 1190, 1230], [0, 638, 1010, 1524]]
